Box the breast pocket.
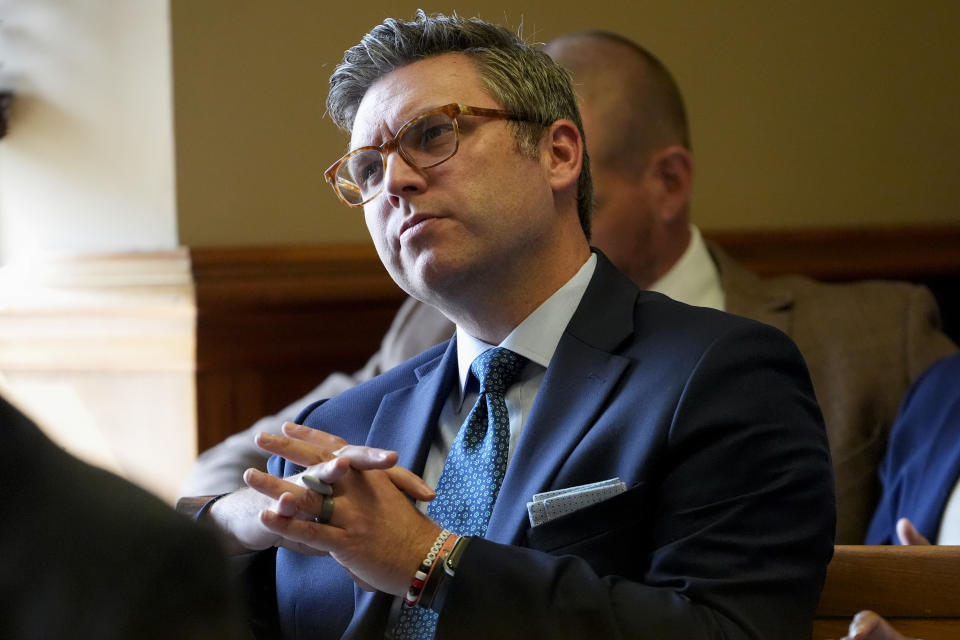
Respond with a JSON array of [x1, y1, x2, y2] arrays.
[[522, 482, 651, 577]]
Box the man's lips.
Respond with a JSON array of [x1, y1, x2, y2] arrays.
[[399, 213, 442, 237]]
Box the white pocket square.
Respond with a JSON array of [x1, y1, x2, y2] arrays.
[[526, 477, 627, 527]]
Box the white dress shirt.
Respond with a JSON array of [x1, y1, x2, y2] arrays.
[[648, 225, 725, 311], [936, 478, 960, 543]]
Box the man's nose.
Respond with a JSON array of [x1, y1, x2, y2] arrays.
[[382, 151, 427, 200]]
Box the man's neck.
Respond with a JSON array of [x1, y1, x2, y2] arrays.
[[437, 243, 592, 345], [454, 252, 598, 390], [639, 222, 691, 289]]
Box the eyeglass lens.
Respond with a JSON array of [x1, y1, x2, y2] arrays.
[[335, 111, 458, 205]]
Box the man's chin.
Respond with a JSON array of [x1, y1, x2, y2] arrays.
[[393, 252, 468, 304]]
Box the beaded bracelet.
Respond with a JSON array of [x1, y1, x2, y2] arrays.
[[404, 529, 452, 607], [421, 534, 470, 611], [417, 533, 459, 610]]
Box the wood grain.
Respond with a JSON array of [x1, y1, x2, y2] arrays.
[[813, 545, 960, 640]]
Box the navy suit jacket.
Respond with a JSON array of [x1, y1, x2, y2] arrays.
[[866, 353, 960, 544], [267, 252, 835, 639]]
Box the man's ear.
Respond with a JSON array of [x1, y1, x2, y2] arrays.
[[544, 119, 583, 193], [648, 145, 694, 222]]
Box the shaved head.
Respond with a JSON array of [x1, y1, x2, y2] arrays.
[[543, 31, 694, 289], [544, 31, 689, 173]]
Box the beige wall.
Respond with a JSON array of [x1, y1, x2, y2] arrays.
[[171, 1, 960, 247]]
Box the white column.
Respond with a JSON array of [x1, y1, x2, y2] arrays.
[[0, 0, 177, 264]]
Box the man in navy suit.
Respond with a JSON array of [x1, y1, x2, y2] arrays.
[[867, 352, 960, 546], [828, 355, 960, 640], [199, 11, 835, 639]]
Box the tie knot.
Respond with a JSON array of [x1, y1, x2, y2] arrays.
[[470, 347, 527, 395]]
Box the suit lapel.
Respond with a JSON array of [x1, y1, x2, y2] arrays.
[[486, 252, 637, 545], [364, 338, 459, 474]]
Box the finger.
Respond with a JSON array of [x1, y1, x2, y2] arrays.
[[305, 456, 356, 484], [896, 517, 931, 546], [304, 453, 434, 501], [301, 473, 333, 495], [260, 508, 341, 548], [385, 466, 436, 502], [333, 444, 399, 469], [852, 610, 910, 640], [244, 467, 286, 499], [276, 491, 303, 518], [848, 610, 880, 639], [245, 470, 333, 524], [255, 432, 334, 467], [243, 469, 323, 518], [303, 446, 399, 486], [282, 422, 348, 449], [259, 510, 332, 556]]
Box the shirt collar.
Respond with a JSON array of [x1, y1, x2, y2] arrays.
[[647, 224, 725, 311], [455, 253, 597, 397]]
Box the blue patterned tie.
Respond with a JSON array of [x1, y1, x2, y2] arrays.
[[392, 347, 527, 639]]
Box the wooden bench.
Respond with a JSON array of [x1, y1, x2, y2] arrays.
[[813, 545, 960, 639]]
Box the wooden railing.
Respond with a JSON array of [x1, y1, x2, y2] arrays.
[[813, 545, 960, 640]]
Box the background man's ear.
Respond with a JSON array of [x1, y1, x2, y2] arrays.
[[650, 145, 693, 222]]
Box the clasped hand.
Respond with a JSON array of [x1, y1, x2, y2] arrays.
[[213, 422, 443, 595]]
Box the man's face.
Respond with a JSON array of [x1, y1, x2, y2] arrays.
[[351, 53, 556, 306], [579, 103, 660, 288], [588, 161, 660, 289]]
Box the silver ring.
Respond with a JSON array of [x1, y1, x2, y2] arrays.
[[302, 473, 333, 495], [313, 494, 334, 525]]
